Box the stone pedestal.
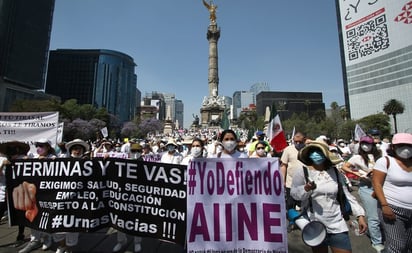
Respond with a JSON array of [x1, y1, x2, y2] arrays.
[[163, 120, 173, 134], [200, 95, 225, 128]]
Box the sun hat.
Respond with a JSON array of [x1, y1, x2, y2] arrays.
[[392, 133, 412, 145], [182, 136, 194, 145], [130, 143, 142, 151], [35, 138, 52, 146], [0, 141, 30, 156], [298, 141, 342, 165], [359, 136, 374, 144], [165, 138, 178, 147], [65, 139, 89, 152]]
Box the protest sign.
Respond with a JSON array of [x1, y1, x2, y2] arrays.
[[187, 158, 287, 253], [6, 158, 187, 246], [143, 153, 162, 162], [0, 112, 59, 153]]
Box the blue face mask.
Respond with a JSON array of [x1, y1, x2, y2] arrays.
[[309, 151, 326, 165], [295, 143, 305, 151]]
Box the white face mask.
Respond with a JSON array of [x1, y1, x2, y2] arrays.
[[191, 147, 202, 157], [222, 141, 237, 152], [360, 143, 372, 152], [395, 146, 412, 159]]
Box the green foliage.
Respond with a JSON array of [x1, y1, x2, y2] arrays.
[[236, 111, 264, 134], [383, 99, 405, 133], [357, 113, 391, 138]]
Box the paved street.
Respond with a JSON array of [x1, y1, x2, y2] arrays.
[[0, 186, 378, 253], [0, 218, 377, 253]]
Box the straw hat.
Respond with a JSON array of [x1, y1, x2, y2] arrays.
[[182, 136, 194, 145], [165, 138, 178, 147], [298, 141, 342, 165], [65, 139, 89, 152]]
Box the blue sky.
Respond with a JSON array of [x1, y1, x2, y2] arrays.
[[49, 0, 345, 128]]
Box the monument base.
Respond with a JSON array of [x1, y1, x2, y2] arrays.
[[163, 120, 173, 134], [200, 105, 225, 129]]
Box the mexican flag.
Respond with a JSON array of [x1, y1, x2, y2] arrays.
[[267, 104, 288, 153]]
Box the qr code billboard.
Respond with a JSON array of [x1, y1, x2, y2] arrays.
[[346, 9, 390, 61]]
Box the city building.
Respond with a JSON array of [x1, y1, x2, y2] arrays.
[[336, 0, 412, 133], [175, 99, 184, 130], [256, 91, 325, 120], [46, 49, 138, 122], [232, 91, 254, 120], [0, 0, 56, 111], [250, 82, 270, 104], [141, 92, 165, 121]]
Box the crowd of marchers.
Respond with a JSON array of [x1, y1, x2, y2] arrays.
[[1, 127, 411, 253]]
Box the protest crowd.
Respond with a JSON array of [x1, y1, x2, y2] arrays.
[[0, 125, 411, 253]]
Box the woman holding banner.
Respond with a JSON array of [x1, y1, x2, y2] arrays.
[[212, 129, 248, 158], [0, 141, 30, 246], [291, 141, 367, 253], [181, 138, 205, 165], [52, 139, 89, 253], [17, 139, 55, 253]]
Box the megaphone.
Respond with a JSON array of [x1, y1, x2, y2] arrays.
[[295, 216, 327, 247]]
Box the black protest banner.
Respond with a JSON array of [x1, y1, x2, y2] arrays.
[[6, 158, 187, 246]]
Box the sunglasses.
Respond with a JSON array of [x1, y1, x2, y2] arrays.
[[256, 147, 266, 150]]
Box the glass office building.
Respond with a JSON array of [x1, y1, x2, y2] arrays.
[[46, 49, 138, 122], [0, 0, 55, 111], [336, 0, 412, 133]]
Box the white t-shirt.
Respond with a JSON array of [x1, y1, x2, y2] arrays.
[[347, 154, 372, 176], [374, 156, 412, 209]]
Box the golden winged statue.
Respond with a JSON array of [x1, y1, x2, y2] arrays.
[[202, 0, 217, 23]]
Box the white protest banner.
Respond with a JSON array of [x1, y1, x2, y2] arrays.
[[95, 152, 129, 159], [187, 158, 287, 252], [56, 122, 64, 144], [354, 124, 366, 141], [101, 127, 108, 138], [0, 112, 59, 153]]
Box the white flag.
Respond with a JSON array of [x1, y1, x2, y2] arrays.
[[101, 127, 108, 138], [354, 124, 366, 141]]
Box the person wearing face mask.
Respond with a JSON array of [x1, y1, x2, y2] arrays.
[[129, 143, 143, 160], [17, 139, 55, 253], [372, 133, 412, 253], [112, 142, 143, 253], [291, 141, 367, 253], [249, 141, 270, 158], [160, 138, 183, 164], [182, 138, 205, 165], [248, 131, 271, 157], [213, 129, 248, 158], [342, 136, 384, 252], [51, 139, 89, 253], [280, 132, 306, 232]]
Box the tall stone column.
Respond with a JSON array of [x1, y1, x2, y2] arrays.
[[200, 1, 226, 129], [207, 24, 220, 97]]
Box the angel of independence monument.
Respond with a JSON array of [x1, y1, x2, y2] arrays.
[[199, 0, 226, 128]]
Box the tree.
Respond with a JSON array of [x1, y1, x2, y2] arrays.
[[357, 113, 391, 138], [383, 99, 405, 133], [138, 118, 163, 138], [121, 121, 138, 138]]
